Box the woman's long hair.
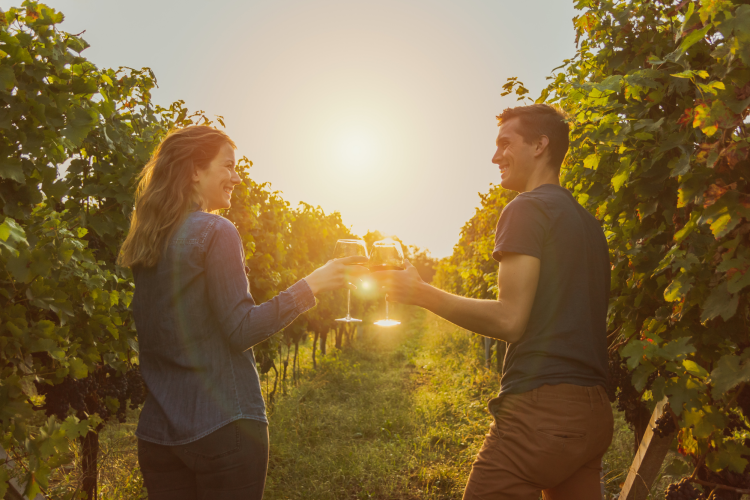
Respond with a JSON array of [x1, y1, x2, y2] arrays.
[[118, 126, 236, 268]]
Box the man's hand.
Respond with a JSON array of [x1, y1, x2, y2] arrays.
[[371, 260, 425, 306], [304, 256, 369, 295], [372, 252, 540, 344]]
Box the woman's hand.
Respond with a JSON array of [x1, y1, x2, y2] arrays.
[[304, 256, 369, 295]]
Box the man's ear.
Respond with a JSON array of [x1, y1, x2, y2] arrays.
[[534, 135, 550, 159]]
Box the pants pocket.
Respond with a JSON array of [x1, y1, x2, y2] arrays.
[[536, 427, 586, 454], [178, 422, 240, 461]]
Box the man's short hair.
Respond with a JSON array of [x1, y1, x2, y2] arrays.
[[497, 104, 570, 172]]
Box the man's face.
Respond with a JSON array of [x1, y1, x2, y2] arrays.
[[492, 118, 537, 192]]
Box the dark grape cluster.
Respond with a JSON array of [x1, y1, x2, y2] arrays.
[[664, 478, 705, 500], [608, 350, 651, 431], [737, 385, 750, 420], [125, 366, 147, 409], [697, 466, 750, 500], [35, 365, 148, 424], [652, 407, 677, 438], [723, 412, 749, 438]]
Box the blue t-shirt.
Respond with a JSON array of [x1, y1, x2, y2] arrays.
[[491, 184, 610, 399]]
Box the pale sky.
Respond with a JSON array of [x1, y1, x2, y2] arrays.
[[7, 0, 578, 257]]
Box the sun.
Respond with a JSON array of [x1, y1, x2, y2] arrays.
[[338, 133, 373, 167]]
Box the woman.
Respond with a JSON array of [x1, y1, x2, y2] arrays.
[[118, 126, 365, 499]]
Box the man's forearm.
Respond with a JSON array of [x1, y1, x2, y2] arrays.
[[414, 282, 524, 343]]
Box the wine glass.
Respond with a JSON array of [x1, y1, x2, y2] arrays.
[[332, 239, 369, 323], [368, 239, 405, 327]]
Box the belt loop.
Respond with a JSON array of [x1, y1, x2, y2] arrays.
[[588, 387, 594, 410]]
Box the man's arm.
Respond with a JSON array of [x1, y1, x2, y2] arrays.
[[375, 252, 540, 343]]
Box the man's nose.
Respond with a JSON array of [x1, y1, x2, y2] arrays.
[[492, 148, 502, 164]]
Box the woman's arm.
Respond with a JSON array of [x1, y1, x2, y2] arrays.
[[205, 218, 366, 351]]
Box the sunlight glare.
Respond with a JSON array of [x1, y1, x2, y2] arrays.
[[338, 132, 374, 167]]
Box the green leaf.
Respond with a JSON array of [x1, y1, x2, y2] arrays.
[[664, 273, 694, 302], [61, 107, 98, 146], [61, 416, 90, 440], [0, 217, 27, 246], [584, 154, 600, 170], [611, 157, 631, 192], [0, 66, 15, 91], [682, 359, 708, 379], [0, 467, 8, 500], [621, 340, 649, 370], [709, 354, 750, 396], [68, 358, 88, 379], [669, 153, 690, 177], [701, 281, 739, 323], [727, 270, 750, 294], [658, 337, 695, 360], [6, 253, 32, 283], [594, 75, 622, 92], [707, 441, 750, 474], [676, 24, 713, 56], [0, 158, 25, 183]]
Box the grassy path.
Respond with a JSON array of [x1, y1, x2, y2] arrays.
[[264, 309, 498, 499], [264, 309, 638, 500]]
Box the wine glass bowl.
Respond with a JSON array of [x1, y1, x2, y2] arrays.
[[333, 239, 368, 323], [368, 241, 405, 272], [333, 239, 369, 260], [369, 239, 404, 327]]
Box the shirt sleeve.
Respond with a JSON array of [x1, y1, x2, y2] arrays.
[[204, 217, 316, 352], [493, 195, 549, 262]]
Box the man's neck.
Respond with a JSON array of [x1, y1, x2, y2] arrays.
[[522, 165, 560, 193]]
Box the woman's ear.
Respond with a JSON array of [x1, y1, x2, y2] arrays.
[[192, 168, 201, 183]]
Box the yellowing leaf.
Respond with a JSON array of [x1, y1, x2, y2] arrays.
[[682, 359, 709, 379]]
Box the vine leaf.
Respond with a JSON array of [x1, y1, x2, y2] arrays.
[[700, 281, 739, 323], [708, 354, 750, 397]]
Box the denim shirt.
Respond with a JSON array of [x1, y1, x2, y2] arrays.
[[132, 211, 316, 445]]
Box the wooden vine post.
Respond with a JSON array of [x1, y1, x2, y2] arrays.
[[619, 398, 676, 500]]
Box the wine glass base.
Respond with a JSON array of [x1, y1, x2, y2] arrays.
[[335, 317, 363, 323], [374, 319, 400, 327]]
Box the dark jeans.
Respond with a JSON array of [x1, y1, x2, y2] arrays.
[[138, 419, 269, 500]]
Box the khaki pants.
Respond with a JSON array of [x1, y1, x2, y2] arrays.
[[463, 384, 613, 500]]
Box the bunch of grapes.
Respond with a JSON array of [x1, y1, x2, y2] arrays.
[[737, 385, 750, 420], [606, 350, 631, 402], [608, 350, 651, 430], [664, 478, 705, 500], [652, 407, 677, 438], [35, 364, 148, 423], [697, 466, 750, 500], [125, 366, 147, 409], [723, 412, 748, 437]]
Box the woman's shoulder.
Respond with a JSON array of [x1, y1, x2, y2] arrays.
[[177, 212, 238, 244]]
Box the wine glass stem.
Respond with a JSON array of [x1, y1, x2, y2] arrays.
[[385, 294, 389, 320], [346, 289, 352, 319]]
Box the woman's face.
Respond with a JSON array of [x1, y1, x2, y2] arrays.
[[193, 142, 240, 211]]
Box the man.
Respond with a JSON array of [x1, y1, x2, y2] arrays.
[[375, 104, 613, 500]]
